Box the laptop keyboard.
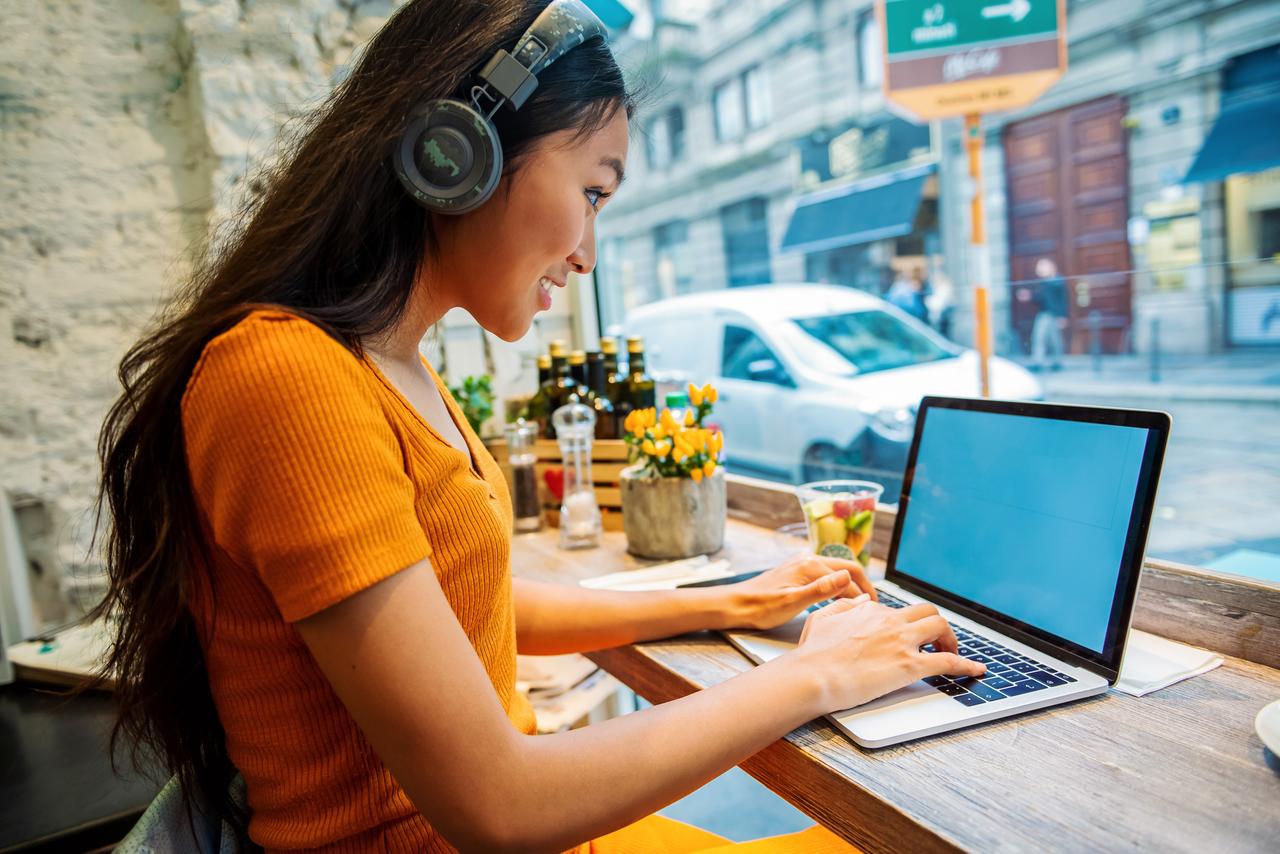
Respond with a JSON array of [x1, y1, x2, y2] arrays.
[[807, 589, 1076, 706]]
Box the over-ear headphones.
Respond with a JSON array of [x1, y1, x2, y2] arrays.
[[394, 0, 608, 215]]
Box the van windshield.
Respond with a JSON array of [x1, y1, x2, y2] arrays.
[[792, 310, 957, 375]]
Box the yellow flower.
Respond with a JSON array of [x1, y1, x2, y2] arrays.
[[687, 382, 704, 407], [710, 430, 723, 454], [624, 410, 639, 433], [683, 409, 695, 427], [631, 423, 647, 439], [690, 468, 704, 482], [702, 383, 718, 404], [703, 459, 717, 477], [652, 424, 667, 441], [644, 408, 658, 428], [660, 408, 678, 433], [654, 439, 672, 458], [672, 445, 688, 463], [692, 429, 708, 452], [641, 439, 657, 456], [674, 436, 694, 459]]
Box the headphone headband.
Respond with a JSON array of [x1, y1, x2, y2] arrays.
[[395, 0, 611, 214], [474, 0, 609, 113]]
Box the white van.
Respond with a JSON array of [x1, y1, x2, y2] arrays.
[[626, 284, 1043, 499]]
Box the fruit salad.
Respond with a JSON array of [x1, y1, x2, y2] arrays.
[[797, 481, 883, 567]]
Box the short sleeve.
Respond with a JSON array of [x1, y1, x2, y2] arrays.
[[182, 311, 431, 621]]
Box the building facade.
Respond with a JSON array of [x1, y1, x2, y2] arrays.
[[598, 0, 1280, 356]]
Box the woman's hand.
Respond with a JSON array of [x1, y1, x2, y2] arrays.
[[720, 555, 876, 631], [792, 597, 986, 712]]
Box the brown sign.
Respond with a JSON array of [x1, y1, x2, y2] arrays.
[[878, 0, 1067, 120]]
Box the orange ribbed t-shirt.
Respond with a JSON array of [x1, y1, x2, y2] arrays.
[[181, 309, 536, 852]]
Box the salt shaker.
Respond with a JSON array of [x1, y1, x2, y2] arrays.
[[551, 402, 601, 549], [504, 419, 542, 533]]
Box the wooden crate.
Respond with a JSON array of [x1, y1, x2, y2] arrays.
[[487, 438, 633, 532]]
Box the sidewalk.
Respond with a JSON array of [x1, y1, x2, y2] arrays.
[[1015, 351, 1280, 405]]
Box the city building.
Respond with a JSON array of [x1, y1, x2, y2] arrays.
[[597, 0, 1280, 355]]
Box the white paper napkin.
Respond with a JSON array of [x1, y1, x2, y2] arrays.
[[1114, 629, 1223, 696], [579, 556, 735, 591]]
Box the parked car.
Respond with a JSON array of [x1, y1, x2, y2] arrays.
[[626, 284, 1044, 501]]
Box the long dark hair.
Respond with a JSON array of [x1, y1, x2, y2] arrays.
[[89, 0, 634, 840]]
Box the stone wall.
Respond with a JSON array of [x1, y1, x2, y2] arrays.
[[0, 0, 410, 627]]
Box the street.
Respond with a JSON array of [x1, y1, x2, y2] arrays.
[[1047, 396, 1280, 569]]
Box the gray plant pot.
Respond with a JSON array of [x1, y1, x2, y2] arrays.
[[620, 464, 726, 559]]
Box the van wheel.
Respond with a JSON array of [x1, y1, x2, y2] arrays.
[[802, 443, 848, 481]]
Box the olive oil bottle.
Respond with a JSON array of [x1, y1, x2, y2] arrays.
[[599, 336, 627, 411], [546, 340, 579, 438], [525, 353, 553, 437], [585, 351, 617, 439], [624, 335, 656, 414]]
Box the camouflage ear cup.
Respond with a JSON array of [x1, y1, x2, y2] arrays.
[[393, 99, 502, 215], [393, 1, 607, 215]]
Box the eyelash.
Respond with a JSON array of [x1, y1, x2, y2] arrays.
[[586, 188, 611, 210]]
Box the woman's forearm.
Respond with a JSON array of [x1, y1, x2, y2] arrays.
[[492, 652, 825, 852], [512, 577, 740, 654]]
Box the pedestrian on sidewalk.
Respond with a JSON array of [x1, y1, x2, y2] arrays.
[[889, 266, 929, 325], [1030, 257, 1068, 372]]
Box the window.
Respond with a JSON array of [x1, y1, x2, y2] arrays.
[[720, 197, 772, 287], [791, 310, 956, 375], [645, 117, 671, 170], [654, 220, 694, 296], [722, 325, 793, 386], [1260, 208, 1280, 258], [744, 65, 772, 129], [645, 107, 687, 171], [667, 106, 686, 162], [858, 11, 882, 87], [590, 0, 1280, 587], [713, 78, 745, 141]]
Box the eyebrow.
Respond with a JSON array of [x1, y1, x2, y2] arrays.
[[600, 156, 626, 189]]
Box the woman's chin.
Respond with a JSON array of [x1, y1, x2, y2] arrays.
[[492, 313, 534, 343]]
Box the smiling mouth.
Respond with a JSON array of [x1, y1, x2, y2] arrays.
[[539, 276, 565, 297]]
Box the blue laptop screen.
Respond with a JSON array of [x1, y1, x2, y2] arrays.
[[892, 407, 1150, 654]]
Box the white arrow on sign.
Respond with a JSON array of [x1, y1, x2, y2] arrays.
[[982, 0, 1031, 23]]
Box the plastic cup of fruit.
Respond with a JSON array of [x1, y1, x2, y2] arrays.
[[796, 480, 884, 568]]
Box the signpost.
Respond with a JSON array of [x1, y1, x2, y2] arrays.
[[877, 0, 1067, 396]]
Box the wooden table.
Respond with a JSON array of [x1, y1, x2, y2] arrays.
[[510, 519, 1280, 853]]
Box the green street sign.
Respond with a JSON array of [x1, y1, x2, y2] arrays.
[[878, 0, 1067, 119], [885, 0, 1058, 56]]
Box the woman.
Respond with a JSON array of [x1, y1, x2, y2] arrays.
[[94, 1, 983, 851]]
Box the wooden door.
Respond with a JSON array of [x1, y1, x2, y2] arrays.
[[1004, 96, 1132, 354]]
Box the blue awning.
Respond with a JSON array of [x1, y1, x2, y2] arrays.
[[584, 0, 635, 30], [1183, 93, 1280, 183], [1184, 45, 1280, 183], [779, 163, 934, 255]]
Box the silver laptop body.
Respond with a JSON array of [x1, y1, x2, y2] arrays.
[[727, 396, 1170, 748]]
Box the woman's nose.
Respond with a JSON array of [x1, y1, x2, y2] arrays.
[[568, 221, 596, 275]]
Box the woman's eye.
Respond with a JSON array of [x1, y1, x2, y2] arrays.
[[585, 188, 609, 210]]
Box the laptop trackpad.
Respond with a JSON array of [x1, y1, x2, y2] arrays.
[[839, 679, 939, 714]]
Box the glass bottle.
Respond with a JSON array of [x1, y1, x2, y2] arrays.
[[664, 391, 689, 428], [600, 337, 626, 406], [552, 403, 601, 549], [546, 340, 578, 439], [625, 335, 657, 414], [526, 353, 553, 438], [504, 419, 542, 533], [586, 351, 617, 440], [567, 350, 591, 402]]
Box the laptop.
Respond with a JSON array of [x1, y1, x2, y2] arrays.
[[725, 395, 1171, 748]]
